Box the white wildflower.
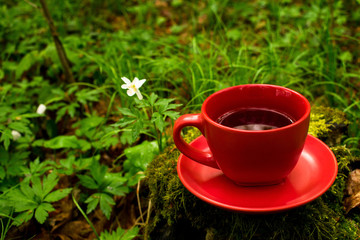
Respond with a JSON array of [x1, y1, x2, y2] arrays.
[[36, 104, 46, 114], [121, 77, 146, 100], [11, 130, 21, 141]]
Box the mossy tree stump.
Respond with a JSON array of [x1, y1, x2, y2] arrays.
[[144, 106, 360, 240]]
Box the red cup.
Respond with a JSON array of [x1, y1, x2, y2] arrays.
[[173, 84, 311, 186]]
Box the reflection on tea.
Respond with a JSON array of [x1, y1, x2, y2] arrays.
[[216, 108, 294, 131]]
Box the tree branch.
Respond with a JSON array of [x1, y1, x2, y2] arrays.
[[39, 0, 75, 83]]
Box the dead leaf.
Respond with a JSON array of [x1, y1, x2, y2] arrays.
[[255, 20, 266, 30], [91, 208, 109, 235], [344, 191, 360, 214], [344, 169, 360, 213], [155, 0, 168, 7], [52, 234, 72, 240], [56, 220, 93, 240], [346, 169, 360, 195], [198, 14, 208, 25], [49, 197, 74, 233]]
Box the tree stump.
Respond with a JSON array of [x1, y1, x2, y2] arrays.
[[144, 106, 360, 240]]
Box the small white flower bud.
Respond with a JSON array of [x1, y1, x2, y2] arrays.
[[11, 130, 21, 141], [36, 104, 46, 114]]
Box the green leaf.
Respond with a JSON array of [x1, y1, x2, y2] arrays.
[[170, 24, 187, 34], [0, 146, 9, 163], [0, 198, 11, 216], [99, 226, 139, 240], [8, 187, 37, 212], [153, 98, 181, 118], [75, 155, 100, 170], [55, 103, 80, 122], [120, 227, 140, 240], [131, 120, 143, 142], [67, 85, 79, 95], [103, 173, 130, 196], [29, 157, 41, 173], [148, 93, 158, 106], [0, 166, 5, 179], [40, 43, 60, 64], [13, 210, 34, 226], [8, 121, 31, 134], [164, 110, 180, 120], [42, 172, 59, 197], [99, 193, 115, 220], [85, 194, 100, 214], [166, 103, 182, 110], [154, 98, 173, 112], [44, 188, 72, 202], [34, 202, 54, 224], [105, 184, 128, 196], [5, 151, 28, 177], [339, 51, 352, 63], [75, 89, 101, 105], [16, 51, 39, 79], [151, 112, 165, 133], [13, 201, 38, 213], [77, 174, 98, 189], [41, 135, 91, 151], [73, 116, 105, 138], [226, 28, 242, 40], [90, 162, 107, 185], [32, 139, 45, 147], [11, 113, 41, 121], [56, 106, 68, 122], [123, 140, 159, 186], [104, 173, 129, 196], [20, 180, 35, 200], [31, 176, 43, 199], [118, 107, 136, 117], [124, 141, 159, 171], [67, 103, 79, 118], [1, 128, 11, 150], [112, 118, 135, 128], [120, 131, 133, 145], [23, 158, 53, 179]]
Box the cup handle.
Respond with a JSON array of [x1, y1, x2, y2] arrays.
[[173, 114, 219, 169]]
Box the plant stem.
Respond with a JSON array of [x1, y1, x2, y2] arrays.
[[158, 131, 163, 152], [39, 0, 75, 83], [72, 193, 100, 239], [0, 211, 15, 240], [136, 180, 144, 224]]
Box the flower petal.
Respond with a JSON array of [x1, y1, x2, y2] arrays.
[[135, 79, 146, 89], [134, 89, 143, 100], [127, 89, 136, 96], [121, 84, 129, 89], [121, 77, 131, 84]]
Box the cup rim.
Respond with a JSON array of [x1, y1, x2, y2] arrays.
[[201, 84, 311, 133]]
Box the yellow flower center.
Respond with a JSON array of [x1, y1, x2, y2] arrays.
[[130, 84, 137, 91]]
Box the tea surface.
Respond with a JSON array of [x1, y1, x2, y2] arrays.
[[216, 108, 294, 131]]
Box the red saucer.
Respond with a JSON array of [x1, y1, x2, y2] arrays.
[[177, 135, 338, 213]]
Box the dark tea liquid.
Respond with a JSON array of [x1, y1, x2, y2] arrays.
[[216, 108, 294, 131]]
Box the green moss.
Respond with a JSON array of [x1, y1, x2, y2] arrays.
[[145, 107, 359, 240], [309, 106, 349, 146]]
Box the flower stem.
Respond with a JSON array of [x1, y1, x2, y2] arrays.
[[72, 193, 100, 239]]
